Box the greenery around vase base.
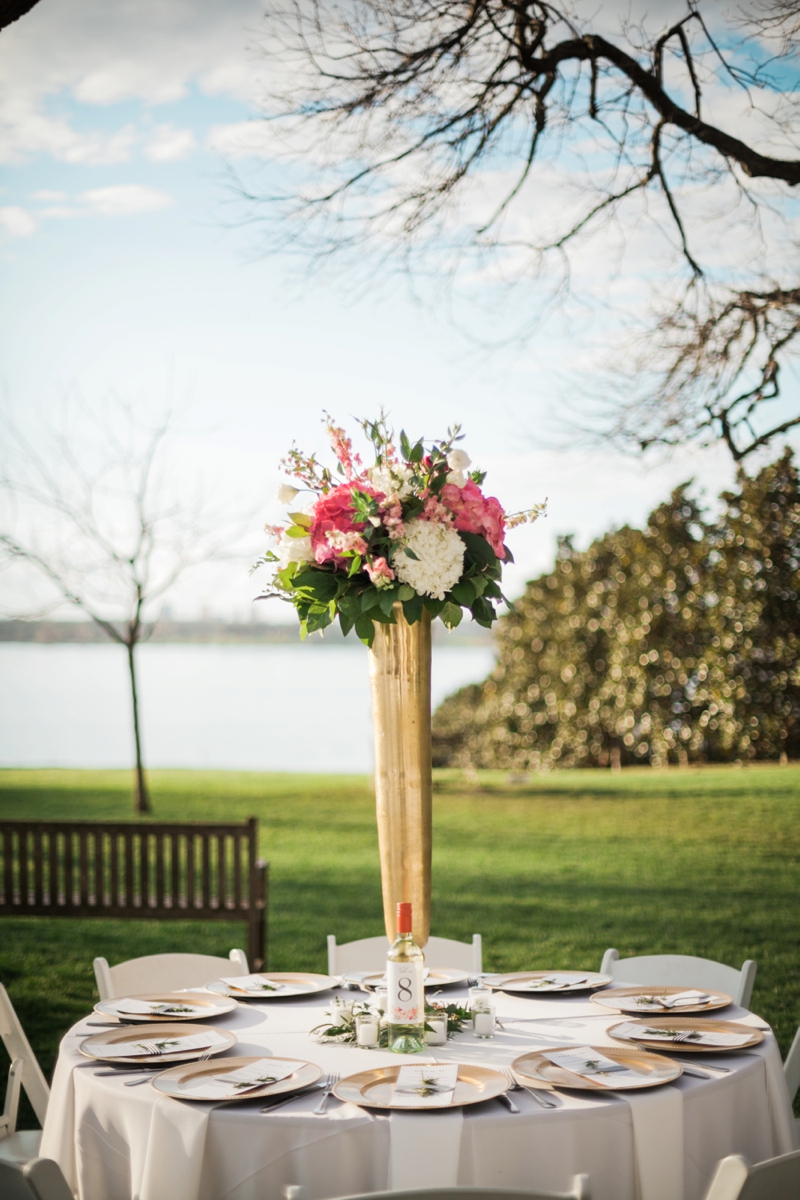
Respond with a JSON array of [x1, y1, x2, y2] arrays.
[[312, 1001, 471, 1046]]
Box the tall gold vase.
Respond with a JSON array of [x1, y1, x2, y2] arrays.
[[368, 605, 432, 947]]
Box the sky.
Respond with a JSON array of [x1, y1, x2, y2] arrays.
[[1, 0, 797, 623]]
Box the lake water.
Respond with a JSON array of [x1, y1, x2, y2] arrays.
[[0, 643, 495, 772]]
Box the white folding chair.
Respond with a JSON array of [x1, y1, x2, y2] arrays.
[[702, 1150, 800, 1200], [783, 1024, 800, 1138], [0, 985, 50, 1167], [93, 948, 249, 1000], [599, 950, 757, 1008], [332, 1178, 590, 1200], [328, 934, 483, 976], [0, 1157, 74, 1200]]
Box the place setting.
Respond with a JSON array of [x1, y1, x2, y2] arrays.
[[332, 1062, 509, 1110], [205, 972, 338, 1000], [93, 993, 239, 1023], [511, 1044, 683, 1092], [590, 986, 733, 1014], [77, 1023, 237, 1069], [152, 1055, 322, 1103], [607, 1017, 764, 1053], [483, 971, 612, 995]]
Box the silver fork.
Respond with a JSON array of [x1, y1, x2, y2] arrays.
[[312, 1072, 340, 1114], [502, 1066, 556, 1109]]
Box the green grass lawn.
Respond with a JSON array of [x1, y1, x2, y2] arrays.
[[1, 763, 799, 1127]]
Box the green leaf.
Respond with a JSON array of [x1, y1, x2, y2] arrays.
[[440, 601, 463, 629], [306, 607, 333, 634], [404, 547, 420, 561], [361, 587, 381, 612], [285, 525, 311, 539], [288, 512, 312, 528], [355, 615, 376, 645], [400, 429, 412, 460], [502, 544, 515, 564], [402, 592, 424, 624], [378, 589, 398, 616], [483, 580, 501, 599], [450, 580, 476, 606], [424, 597, 445, 617], [409, 440, 424, 463], [397, 584, 415, 601], [338, 609, 355, 637], [348, 555, 362, 577], [470, 596, 496, 627], [459, 531, 497, 568]]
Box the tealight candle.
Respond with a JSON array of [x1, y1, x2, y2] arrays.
[[473, 1008, 495, 1039], [374, 988, 388, 1014], [356, 1013, 380, 1047], [425, 1015, 447, 1045]]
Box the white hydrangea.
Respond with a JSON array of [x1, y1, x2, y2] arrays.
[[278, 533, 315, 569], [368, 462, 415, 500], [394, 518, 465, 600]]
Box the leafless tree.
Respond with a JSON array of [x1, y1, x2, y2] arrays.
[[0, 399, 253, 814], [250, 0, 800, 460]]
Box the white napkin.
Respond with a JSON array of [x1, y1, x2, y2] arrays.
[[180, 1057, 304, 1099], [112, 999, 209, 1017], [392, 1063, 458, 1107], [542, 1046, 652, 1088], [660, 990, 713, 1008], [221, 974, 287, 994], [91, 1031, 228, 1059], [520, 974, 587, 990], [618, 989, 716, 1012], [614, 1021, 752, 1047]]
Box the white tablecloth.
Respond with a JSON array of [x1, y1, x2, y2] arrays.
[[41, 982, 797, 1200]]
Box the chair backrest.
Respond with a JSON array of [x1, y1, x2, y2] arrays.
[[0, 986, 49, 1127], [93, 948, 248, 1000], [600, 950, 757, 1007], [784, 1025, 800, 1103], [703, 1151, 800, 1200], [0, 1158, 75, 1200], [328, 935, 482, 975], [331, 1177, 590, 1200]]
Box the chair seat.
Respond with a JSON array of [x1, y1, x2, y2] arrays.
[[0, 1130, 42, 1165]]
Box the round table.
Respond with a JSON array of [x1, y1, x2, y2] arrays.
[[41, 980, 796, 1200]]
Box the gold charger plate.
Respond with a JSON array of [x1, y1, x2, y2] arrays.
[[359, 969, 471, 991], [333, 1064, 508, 1110], [513, 1044, 682, 1091], [206, 973, 337, 1000], [78, 1022, 236, 1065], [485, 971, 612, 994], [608, 1017, 764, 1053], [152, 1055, 322, 1102], [95, 992, 238, 1023], [591, 986, 733, 1015]]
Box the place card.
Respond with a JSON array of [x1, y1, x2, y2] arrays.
[[542, 1046, 646, 1087], [92, 1030, 229, 1059], [614, 1022, 753, 1047], [392, 1063, 458, 1107], [181, 1057, 305, 1099], [221, 974, 287, 994], [521, 975, 587, 990]]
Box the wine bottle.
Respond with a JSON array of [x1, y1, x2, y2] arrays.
[[386, 901, 425, 1053]]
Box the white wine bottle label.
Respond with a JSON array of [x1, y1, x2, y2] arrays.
[[387, 961, 423, 1024]]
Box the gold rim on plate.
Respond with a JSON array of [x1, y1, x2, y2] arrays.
[[485, 971, 612, 994], [205, 973, 337, 1000], [94, 992, 238, 1022], [333, 1064, 508, 1110], [359, 969, 471, 991], [78, 1022, 237, 1065], [590, 986, 733, 1015], [152, 1055, 322, 1102], [512, 1044, 683, 1091], [607, 1017, 763, 1052]]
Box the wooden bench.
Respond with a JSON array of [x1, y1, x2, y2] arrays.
[[0, 817, 268, 969]]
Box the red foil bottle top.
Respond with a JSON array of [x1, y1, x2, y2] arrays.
[[397, 902, 413, 933]]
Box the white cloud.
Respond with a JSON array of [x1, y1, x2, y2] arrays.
[[32, 190, 68, 202], [207, 120, 273, 159], [145, 124, 196, 162], [0, 205, 36, 237], [78, 185, 174, 216]]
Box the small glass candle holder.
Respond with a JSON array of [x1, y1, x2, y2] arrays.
[[374, 987, 388, 1015], [330, 998, 352, 1026], [469, 985, 492, 1011], [472, 1006, 495, 1039], [355, 1012, 381, 1047], [425, 1014, 447, 1045]]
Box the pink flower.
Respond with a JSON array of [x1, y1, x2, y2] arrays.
[[380, 499, 405, 540], [326, 529, 368, 556], [422, 495, 454, 525], [366, 556, 395, 587], [440, 480, 506, 558], [310, 482, 382, 565], [324, 417, 362, 481]]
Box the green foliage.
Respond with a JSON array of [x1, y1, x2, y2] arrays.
[[433, 452, 800, 769]]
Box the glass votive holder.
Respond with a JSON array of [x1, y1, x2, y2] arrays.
[[374, 987, 388, 1015], [472, 1006, 495, 1039], [469, 985, 492, 1011], [330, 999, 352, 1026], [355, 1012, 381, 1047], [425, 1015, 447, 1045]]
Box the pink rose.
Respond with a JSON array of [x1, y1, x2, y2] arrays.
[[310, 482, 382, 565], [440, 479, 506, 558], [366, 556, 395, 586]]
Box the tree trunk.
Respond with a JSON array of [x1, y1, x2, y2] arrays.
[[127, 641, 151, 814]]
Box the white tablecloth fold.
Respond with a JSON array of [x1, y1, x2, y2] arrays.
[[389, 1110, 464, 1189], [618, 1084, 684, 1200]]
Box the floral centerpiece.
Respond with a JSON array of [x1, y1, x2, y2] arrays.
[[256, 414, 545, 644], [312, 997, 471, 1046]]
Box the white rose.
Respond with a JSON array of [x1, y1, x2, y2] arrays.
[[446, 449, 471, 472], [446, 470, 467, 487], [278, 534, 314, 569], [276, 482, 300, 504]]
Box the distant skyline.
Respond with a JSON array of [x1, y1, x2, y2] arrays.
[[1, 1, 796, 623]]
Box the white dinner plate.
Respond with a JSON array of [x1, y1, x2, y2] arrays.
[[152, 1055, 322, 1102], [94, 992, 238, 1022], [206, 972, 337, 1000], [354, 969, 471, 990], [484, 971, 612, 994], [78, 1022, 237, 1065]]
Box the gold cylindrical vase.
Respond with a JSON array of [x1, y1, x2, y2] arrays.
[[368, 605, 432, 947]]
